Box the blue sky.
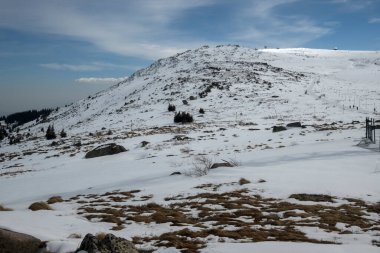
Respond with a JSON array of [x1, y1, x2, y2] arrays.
[[0, 0, 379, 116]]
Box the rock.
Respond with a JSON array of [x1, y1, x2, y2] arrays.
[[210, 162, 233, 169], [141, 141, 149, 147], [272, 126, 287, 132], [85, 143, 127, 159], [286, 122, 302, 128], [170, 171, 181, 176], [76, 233, 139, 253], [0, 228, 45, 253]]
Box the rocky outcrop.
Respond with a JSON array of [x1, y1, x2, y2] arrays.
[[0, 228, 45, 253], [272, 126, 287, 132], [85, 143, 127, 159], [76, 233, 139, 253]]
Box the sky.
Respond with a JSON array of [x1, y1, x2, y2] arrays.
[[0, 0, 379, 116]]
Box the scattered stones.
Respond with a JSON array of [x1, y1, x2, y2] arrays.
[[85, 143, 127, 159], [76, 233, 139, 253], [0, 228, 45, 253]]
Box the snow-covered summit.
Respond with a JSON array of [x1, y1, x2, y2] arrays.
[[23, 45, 379, 134]]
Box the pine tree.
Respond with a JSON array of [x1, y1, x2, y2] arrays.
[[168, 104, 176, 112], [46, 125, 56, 140], [60, 129, 67, 138]]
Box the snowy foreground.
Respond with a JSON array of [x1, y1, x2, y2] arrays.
[[0, 46, 380, 253]]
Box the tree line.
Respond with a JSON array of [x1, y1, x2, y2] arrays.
[[0, 109, 53, 126]]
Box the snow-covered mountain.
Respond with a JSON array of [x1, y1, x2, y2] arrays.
[[1, 45, 380, 253], [24, 45, 380, 134]]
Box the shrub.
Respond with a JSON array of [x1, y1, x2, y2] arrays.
[[199, 108, 205, 114], [0, 129, 7, 141], [46, 125, 56, 140], [174, 112, 193, 124], [60, 129, 67, 138], [185, 156, 213, 177], [168, 104, 176, 112], [9, 135, 21, 145]]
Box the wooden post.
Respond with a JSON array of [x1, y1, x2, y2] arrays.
[[373, 118, 376, 144]]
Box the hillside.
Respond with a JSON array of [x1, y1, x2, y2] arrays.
[[19, 45, 380, 134], [0, 45, 380, 253]]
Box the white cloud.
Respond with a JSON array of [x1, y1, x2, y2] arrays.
[[75, 77, 128, 85], [331, 0, 373, 11], [39, 62, 141, 71], [40, 63, 102, 71], [232, 0, 332, 47], [0, 0, 337, 58], [369, 18, 380, 24], [0, 0, 216, 59]]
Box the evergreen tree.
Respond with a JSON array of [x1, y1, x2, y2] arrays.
[[46, 125, 56, 140], [60, 129, 67, 138], [168, 104, 176, 112]]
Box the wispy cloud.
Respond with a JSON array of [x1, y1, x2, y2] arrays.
[[39, 62, 140, 71], [0, 0, 355, 58], [331, 0, 373, 11], [369, 18, 380, 24], [232, 0, 332, 47], [75, 77, 128, 85], [0, 0, 215, 59]]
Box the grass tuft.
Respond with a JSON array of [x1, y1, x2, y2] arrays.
[[29, 202, 52, 211], [47, 196, 63, 204], [0, 204, 13, 211]]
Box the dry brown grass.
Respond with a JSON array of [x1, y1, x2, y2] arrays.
[[70, 184, 380, 253], [47, 196, 63, 204], [290, 193, 335, 202], [95, 232, 107, 241], [0, 204, 13, 211], [28, 202, 52, 211]]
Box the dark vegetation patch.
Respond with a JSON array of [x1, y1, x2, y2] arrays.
[[174, 112, 194, 124]]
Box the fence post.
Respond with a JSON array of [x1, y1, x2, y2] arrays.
[[374, 118, 376, 144]]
